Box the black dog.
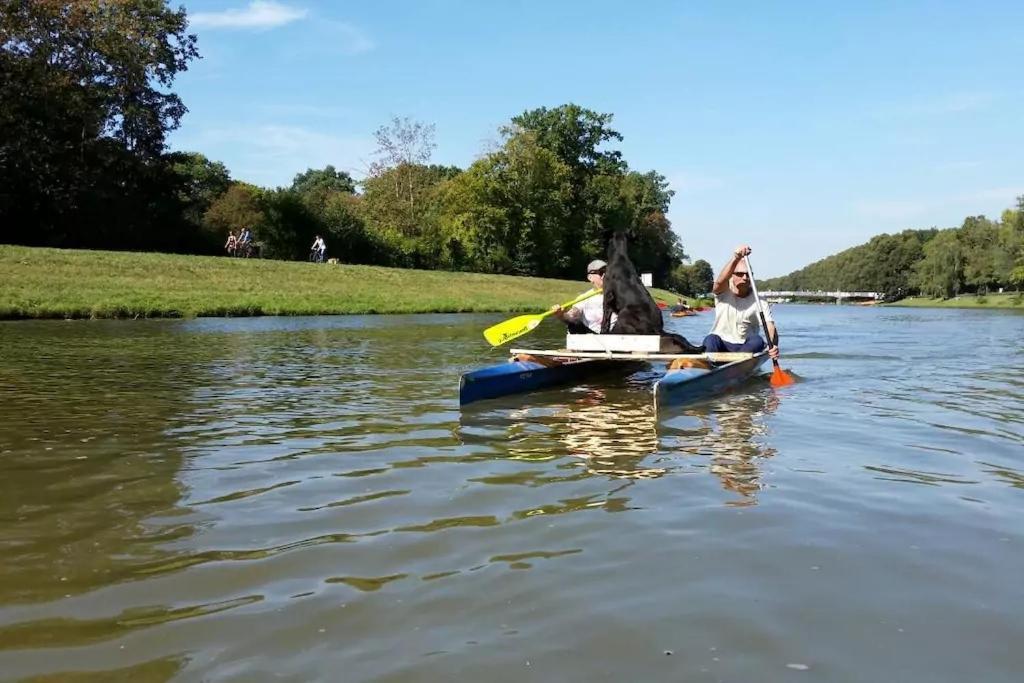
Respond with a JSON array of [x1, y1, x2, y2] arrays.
[[600, 232, 704, 354]]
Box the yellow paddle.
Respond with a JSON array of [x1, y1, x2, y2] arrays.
[[483, 289, 601, 346]]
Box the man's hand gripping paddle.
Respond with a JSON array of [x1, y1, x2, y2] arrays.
[[483, 289, 601, 347]]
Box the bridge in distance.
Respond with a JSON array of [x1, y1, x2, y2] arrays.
[[760, 290, 882, 303]]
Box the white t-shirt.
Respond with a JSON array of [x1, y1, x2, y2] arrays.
[[708, 288, 774, 344], [570, 293, 616, 333]]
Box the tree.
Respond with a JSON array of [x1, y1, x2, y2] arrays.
[[260, 189, 318, 260], [321, 192, 377, 264], [614, 171, 682, 281], [1, 0, 199, 248], [508, 104, 624, 177], [689, 259, 714, 295], [437, 130, 572, 274], [169, 152, 231, 247], [370, 116, 437, 174], [203, 183, 265, 241], [361, 164, 449, 267], [361, 118, 449, 267], [762, 228, 936, 296], [290, 165, 356, 198], [508, 104, 628, 274], [913, 229, 964, 298]]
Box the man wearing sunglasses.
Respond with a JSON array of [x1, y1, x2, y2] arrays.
[[551, 259, 616, 334], [702, 245, 780, 360]]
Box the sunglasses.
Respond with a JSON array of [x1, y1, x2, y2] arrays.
[[588, 269, 606, 276], [732, 271, 750, 278]]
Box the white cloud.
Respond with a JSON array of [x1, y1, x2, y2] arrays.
[[175, 124, 375, 187], [191, 1, 308, 30], [324, 21, 375, 55]]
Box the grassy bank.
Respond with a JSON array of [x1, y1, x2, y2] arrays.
[[0, 245, 693, 319], [888, 293, 1024, 309]]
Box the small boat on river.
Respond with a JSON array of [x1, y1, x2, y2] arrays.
[[459, 334, 767, 408], [653, 351, 768, 408]]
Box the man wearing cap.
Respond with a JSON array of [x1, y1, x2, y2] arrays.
[[703, 245, 780, 359], [551, 259, 616, 334]]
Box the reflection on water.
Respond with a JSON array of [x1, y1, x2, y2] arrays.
[[2, 307, 1024, 682], [665, 386, 781, 503], [459, 372, 780, 500]]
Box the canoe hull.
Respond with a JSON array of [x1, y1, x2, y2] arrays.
[[459, 359, 633, 406], [653, 352, 769, 409]]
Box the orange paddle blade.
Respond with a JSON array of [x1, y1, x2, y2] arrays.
[[770, 361, 796, 387]]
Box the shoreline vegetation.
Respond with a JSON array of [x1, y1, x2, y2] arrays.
[[885, 293, 1023, 309], [3, 246, 1019, 321], [0, 245, 694, 320]]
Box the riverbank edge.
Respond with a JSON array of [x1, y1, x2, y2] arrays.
[[1, 244, 701, 320], [884, 293, 1023, 310]]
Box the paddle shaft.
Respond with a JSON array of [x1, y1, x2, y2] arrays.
[[553, 288, 601, 317], [483, 288, 602, 346], [743, 256, 781, 367]]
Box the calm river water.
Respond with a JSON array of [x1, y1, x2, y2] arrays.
[[1, 306, 1022, 682]]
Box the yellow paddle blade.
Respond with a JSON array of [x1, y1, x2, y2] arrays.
[[483, 314, 543, 346], [483, 288, 601, 347]]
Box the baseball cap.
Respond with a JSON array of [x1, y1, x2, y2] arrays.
[[587, 259, 607, 274]]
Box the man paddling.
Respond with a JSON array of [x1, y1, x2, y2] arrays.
[[551, 259, 615, 334], [703, 245, 780, 360]]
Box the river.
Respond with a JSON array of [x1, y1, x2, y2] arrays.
[[1, 305, 1022, 682]]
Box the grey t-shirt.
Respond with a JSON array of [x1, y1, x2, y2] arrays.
[[708, 288, 773, 344]]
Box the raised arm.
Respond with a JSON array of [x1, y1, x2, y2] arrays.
[[712, 245, 752, 294]]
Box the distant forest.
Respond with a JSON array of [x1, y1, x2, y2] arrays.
[[762, 201, 1024, 299], [0, 1, 716, 295]]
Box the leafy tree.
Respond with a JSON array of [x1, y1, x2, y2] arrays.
[[913, 229, 965, 298], [370, 116, 437, 174], [437, 130, 572, 274], [1, 0, 199, 247], [689, 259, 714, 295], [290, 165, 356, 198], [260, 189, 319, 260], [668, 259, 714, 296], [1010, 265, 1024, 291], [321, 192, 378, 263], [508, 104, 624, 177], [359, 117, 449, 267], [612, 170, 682, 281], [762, 229, 936, 296], [203, 183, 265, 242], [283, 165, 366, 262], [168, 151, 231, 248], [508, 104, 628, 274]]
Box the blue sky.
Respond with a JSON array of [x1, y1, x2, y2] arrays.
[[169, 0, 1024, 277]]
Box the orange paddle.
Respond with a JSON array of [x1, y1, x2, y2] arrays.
[[744, 256, 795, 387]]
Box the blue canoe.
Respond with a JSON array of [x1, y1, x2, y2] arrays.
[[460, 351, 767, 408], [459, 358, 641, 406], [653, 351, 769, 409]]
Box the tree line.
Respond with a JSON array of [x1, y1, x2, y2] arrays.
[[762, 201, 1024, 299], [1, 1, 704, 292]]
